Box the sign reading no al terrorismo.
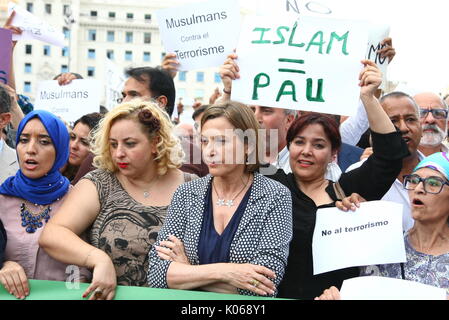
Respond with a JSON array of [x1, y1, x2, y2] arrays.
[[232, 15, 369, 117], [155, 0, 241, 71]]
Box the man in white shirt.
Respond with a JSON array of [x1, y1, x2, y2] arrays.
[[346, 92, 424, 231], [0, 85, 19, 183], [248, 106, 296, 168], [413, 92, 449, 156]]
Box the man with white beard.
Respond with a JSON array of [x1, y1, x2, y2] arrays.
[[414, 92, 449, 156]]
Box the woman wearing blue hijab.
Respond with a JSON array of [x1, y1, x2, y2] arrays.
[[0, 110, 88, 299]]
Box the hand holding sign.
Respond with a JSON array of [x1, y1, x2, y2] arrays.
[[335, 193, 366, 212], [219, 53, 240, 95], [359, 60, 383, 96], [8, 3, 65, 47], [3, 11, 22, 48], [378, 37, 396, 63], [161, 53, 180, 79]]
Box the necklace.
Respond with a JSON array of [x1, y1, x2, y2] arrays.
[[142, 175, 159, 199], [20, 203, 51, 233], [212, 174, 251, 208]]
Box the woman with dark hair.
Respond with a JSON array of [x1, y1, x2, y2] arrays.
[[269, 60, 410, 299], [0, 110, 89, 299], [61, 112, 103, 182]]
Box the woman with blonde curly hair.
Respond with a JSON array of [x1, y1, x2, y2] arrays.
[[39, 100, 197, 300]]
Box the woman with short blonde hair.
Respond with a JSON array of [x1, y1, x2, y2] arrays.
[[40, 100, 197, 300], [91, 100, 184, 174]]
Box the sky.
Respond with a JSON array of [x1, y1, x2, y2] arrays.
[[175, 0, 449, 95]]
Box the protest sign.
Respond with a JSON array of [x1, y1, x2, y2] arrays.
[[366, 23, 390, 90], [312, 201, 406, 275], [256, 0, 337, 18], [34, 80, 101, 123], [8, 3, 65, 47], [104, 58, 126, 111], [155, 0, 241, 71], [0, 28, 12, 85], [340, 276, 447, 300], [231, 15, 368, 116]]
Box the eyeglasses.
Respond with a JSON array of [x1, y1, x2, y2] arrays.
[[403, 174, 449, 194], [419, 108, 448, 120]]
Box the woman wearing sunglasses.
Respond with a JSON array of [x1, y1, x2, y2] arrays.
[[317, 152, 449, 299]]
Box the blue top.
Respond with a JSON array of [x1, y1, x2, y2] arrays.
[[198, 182, 252, 265]]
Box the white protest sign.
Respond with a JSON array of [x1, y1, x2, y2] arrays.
[[155, 0, 241, 71], [104, 58, 126, 111], [312, 201, 406, 275], [231, 15, 368, 116], [256, 0, 338, 18], [8, 3, 65, 47], [340, 276, 447, 300], [366, 24, 390, 90], [35, 80, 101, 123]]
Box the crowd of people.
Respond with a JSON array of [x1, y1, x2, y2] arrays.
[[0, 10, 449, 301]]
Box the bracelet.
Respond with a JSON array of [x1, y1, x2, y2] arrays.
[[223, 88, 231, 94]]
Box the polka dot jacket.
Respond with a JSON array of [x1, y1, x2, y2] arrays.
[[147, 172, 293, 296]]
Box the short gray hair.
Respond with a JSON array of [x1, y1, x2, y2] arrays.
[[380, 91, 419, 116], [283, 108, 297, 117]]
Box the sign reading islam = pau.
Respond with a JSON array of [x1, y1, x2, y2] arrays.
[[232, 15, 369, 117]]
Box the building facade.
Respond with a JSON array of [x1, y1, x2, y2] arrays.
[[2, 0, 224, 108]]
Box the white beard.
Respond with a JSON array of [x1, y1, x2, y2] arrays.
[[420, 124, 448, 147]]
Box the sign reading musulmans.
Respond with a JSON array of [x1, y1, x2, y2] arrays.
[[155, 0, 241, 71], [231, 15, 369, 116]]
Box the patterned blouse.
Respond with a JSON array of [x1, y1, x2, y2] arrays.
[[83, 169, 196, 287], [360, 233, 449, 294], [148, 173, 293, 296]]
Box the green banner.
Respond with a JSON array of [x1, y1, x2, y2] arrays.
[[0, 280, 278, 300]]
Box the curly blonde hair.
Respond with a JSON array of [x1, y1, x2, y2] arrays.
[[90, 100, 184, 175]]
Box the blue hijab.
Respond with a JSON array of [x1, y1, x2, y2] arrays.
[[0, 110, 70, 205]]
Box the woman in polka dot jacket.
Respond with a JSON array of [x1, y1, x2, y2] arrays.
[[148, 102, 293, 297]]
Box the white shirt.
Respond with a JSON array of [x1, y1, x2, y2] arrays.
[[0, 138, 4, 154], [340, 100, 369, 146], [274, 146, 290, 170], [346, 151, 426, 232]]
